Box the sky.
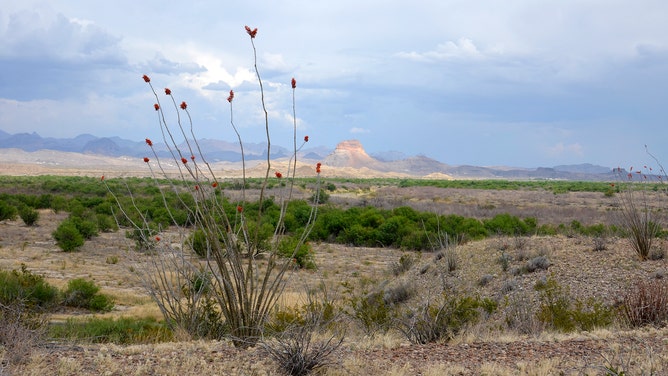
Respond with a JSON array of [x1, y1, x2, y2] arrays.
[[1, 1, 667, 168]]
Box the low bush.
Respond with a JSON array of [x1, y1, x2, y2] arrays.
[[0, 200, 18, 221], [391, 253, 417, 276], [535, 277, 614, 332], [484, 214, 536, 236], [621, 279, 668, 327], [18, 205, 39, 226], [503, 293, 542, 335], [261, 324, 343, 376], [0, 264, 59, 309], [62, 278, 114, 312], [0, 266, 55, 366], [278, 236, 315, 269], [397, 294, 497, 344], [189, 228, 210, 258], [342, 280, 397, 335], [49, 317, 173, 344], [525, 255, 551, 273], [0, 300, 47, 366], [52, 221, 85, 252]]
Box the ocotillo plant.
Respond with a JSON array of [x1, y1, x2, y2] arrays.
[[614, 153, 665, 261], [104, 25, 322, 347]]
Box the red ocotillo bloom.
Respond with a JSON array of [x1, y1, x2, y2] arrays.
[[181, 157, 188, 164], [154, 104, 160, 111], [237, 205, 243, 213], [142, 74, 150, 83], [145, 138, 153, 146], [165, 88, 171, 95], [245, 25, 258, 38], [227, 90, 234, 103], [275, 171, 283, 179], [291, 78, 296, 89], [143, 157, 150, 163], [180, 101, 187, 110], [304, 135, 309, 142]]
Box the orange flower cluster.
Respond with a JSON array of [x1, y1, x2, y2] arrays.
[[237, 205, 243, 213], [143, 157, 150, 163], [164, 88, 171, 95], [145, 138, 153, 146], [212, 182, 218, 188], [227, 90, 234, 103], [316, 162, 322, 174], [181, 157, 188, 164], [245, 25, 258, 38], [275, 171, 283, 179]]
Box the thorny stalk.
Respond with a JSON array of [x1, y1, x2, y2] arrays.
[[103, 26, 321, 347]]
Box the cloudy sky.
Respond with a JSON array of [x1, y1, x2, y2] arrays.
[[1, 1, 667, 168]]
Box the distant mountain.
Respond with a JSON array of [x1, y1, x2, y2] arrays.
[[319, 139, 615, 180], [371, 150, 407, 162], [0, 130, 616, 180], [553, 163, 612, 174], [0, 131, 328, 163]]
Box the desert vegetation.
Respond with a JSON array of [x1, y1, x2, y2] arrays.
[[2, 26, 668, 376], [2, 173, 668, 374]]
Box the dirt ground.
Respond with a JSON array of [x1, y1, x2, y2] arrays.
[[1, 177, 668, 374]]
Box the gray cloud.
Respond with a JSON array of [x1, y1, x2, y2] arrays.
[[2, 1, 668, 168]]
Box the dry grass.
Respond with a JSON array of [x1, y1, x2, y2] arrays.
[[2, 185, 668, 374]]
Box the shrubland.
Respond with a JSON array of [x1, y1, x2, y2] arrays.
[[1, 25, 667, 375]]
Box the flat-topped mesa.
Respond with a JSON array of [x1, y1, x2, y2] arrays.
[[324, 139, 379, 168]]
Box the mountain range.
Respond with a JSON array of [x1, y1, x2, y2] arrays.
[[0, 130, 615, 180]]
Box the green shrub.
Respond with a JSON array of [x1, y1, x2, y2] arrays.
[[96, 213, 117, 232], [53, 221, 84, 252], [0, 200, 18, 221], [310, 189, 329, 204], [69, 216, 99, 239], [535, 276, 613, 332], [266, 306, 306, 335], [18, 205, 40, 226], [343, 281, 396, 335], [189, 229, 210, 258], [62, 278, 114, 312], [0, 264, 59, 309], [278, 236, 315, 269], [49, 317, 173, 344], [484, 214, 534, 236], [397, 294, 497, 344]]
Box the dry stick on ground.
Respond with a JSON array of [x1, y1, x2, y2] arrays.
[[104, 26, 321, 348]]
